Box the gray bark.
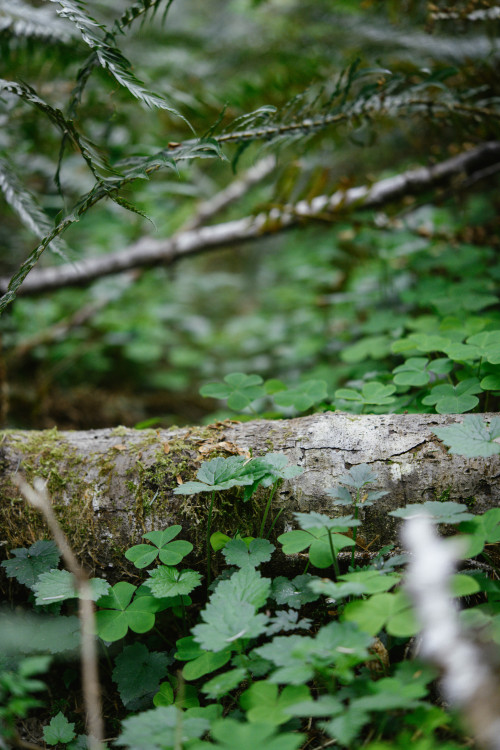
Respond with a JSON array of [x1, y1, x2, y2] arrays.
[[1, 413, 498, 578]]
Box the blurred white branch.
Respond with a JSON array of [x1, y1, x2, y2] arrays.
[[403, 515, 500, 750]]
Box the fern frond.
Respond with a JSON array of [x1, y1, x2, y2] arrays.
[[114, 0, 174, 33], [0, 0, 74, 44], [0, 136, 226, 313], [0, 156, 67, 259], [0, 78, 120, 182], [49, 0, 186, 120]]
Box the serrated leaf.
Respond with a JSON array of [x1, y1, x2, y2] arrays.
[[389, 500, 474, 524], [255, 622, 371, 685], [43, 712, 75, 746], [33, 570, 109, 605], [240, 682, 310, 725], [112, 643, 170, 708], [434, 414, 500, 457], [1, 541, 60, 589], [271, 574, 321, 609], [337, 464, 378, 489], [116, 705, 209, 750], [266, 609, 312, 635], [201, 668, 247, 699], [173, 455, 253, 494], [147, 566, 202, 598], [326, 485, 353, 505], [294, 511, 361, 532], [222, 538, 275, 568]]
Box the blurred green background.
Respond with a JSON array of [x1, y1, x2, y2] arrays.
[[0, 0, 499, 428]]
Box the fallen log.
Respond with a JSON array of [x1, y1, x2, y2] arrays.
[[1, 413, 499, 580]]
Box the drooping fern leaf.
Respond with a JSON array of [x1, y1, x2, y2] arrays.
[[0, 156, 67, 259], [0, 138, 225, 314], [50, 0, 187, 119], [0, 79, 120, 182], [0, 0, 74, 44]]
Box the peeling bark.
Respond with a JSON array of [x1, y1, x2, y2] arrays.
[[1, 413, 499, 580]]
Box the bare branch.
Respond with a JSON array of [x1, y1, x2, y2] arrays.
[[2, 141, 499, 296], [181, 155, 276, 231]]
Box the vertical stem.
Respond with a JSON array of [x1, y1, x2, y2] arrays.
[[327, 529, 340, 581], [266, 507, 284, 539], [206, 491, 215, 587], [259, 482, 277, 538], [351, 490, 359, 568]]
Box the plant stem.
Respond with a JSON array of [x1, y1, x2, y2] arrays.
[[266, 507, 284, 539], [259, 481, 277, 538], [327, 529, 340, 581], [351, 491, 359, 568], [206, 491, 215, 587]]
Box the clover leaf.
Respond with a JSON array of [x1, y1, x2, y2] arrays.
[[392, 357, 430, 386], [95, 582, 159, 642], [200, 372, 265, 410], [205, 718, 304, 750], [422, 378, 481, 413], [278, 527, 354, 568], [125, 527, 193, 568], [335, 382, 396, 406], [433, 414, 500, 457], [273, 380, 327, 411], [466, 331, 500, 364], [173, 455, 254, 494], [343, 590, 419, 637], [1, 541, 60, 589], [459, 508, 500, 557]]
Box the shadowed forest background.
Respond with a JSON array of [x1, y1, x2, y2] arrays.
[[1, 0, 499, 431]]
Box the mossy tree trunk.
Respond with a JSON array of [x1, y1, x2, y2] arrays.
[[1, 413, 498, 579]]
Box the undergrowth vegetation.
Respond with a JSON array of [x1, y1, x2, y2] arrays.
[[2, 419, 500, 748], [1, 0, 500, 748]]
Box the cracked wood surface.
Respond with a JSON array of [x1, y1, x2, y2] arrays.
[[0, 413, 499, 575]]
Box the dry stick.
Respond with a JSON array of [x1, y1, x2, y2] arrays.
[[13, 476, 104, 750], [2, 141, 499, 297]]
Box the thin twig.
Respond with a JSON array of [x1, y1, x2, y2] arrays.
[[13, 476, 104, 750]]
